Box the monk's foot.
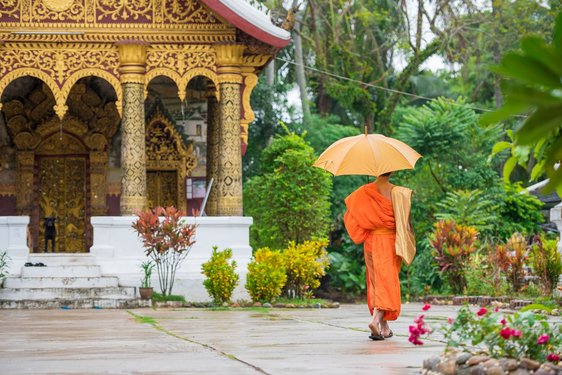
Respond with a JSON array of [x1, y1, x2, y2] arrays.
[[381, 321, 393, 338], [368, 321, 384, 340]]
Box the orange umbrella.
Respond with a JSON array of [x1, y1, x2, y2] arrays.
[[313, 132, 422, 176]]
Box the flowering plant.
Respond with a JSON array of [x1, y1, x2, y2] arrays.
[[410, 304, 562, 364]]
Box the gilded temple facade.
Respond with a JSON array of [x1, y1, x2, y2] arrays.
[[0, 0, 290, 254]]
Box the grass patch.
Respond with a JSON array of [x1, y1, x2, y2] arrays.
[[129, 311, 157, 325], [152, 293, 186, 303]]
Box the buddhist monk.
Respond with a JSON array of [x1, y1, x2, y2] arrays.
[[344, 172, 416, 340]]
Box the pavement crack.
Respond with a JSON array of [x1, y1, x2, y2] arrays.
[[128, 311, 270, 374]]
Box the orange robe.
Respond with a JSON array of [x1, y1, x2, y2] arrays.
[[344, 184, 402, 321]]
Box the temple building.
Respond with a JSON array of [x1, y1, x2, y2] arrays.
[[0, 0, 290, 306]]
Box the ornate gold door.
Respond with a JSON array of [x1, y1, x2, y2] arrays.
[[37, 157, 87, 253], [147, 171, 178, 209]]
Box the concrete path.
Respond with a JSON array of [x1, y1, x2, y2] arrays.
[[0, 303, 455, 375]]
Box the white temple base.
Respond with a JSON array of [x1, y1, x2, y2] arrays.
[[0, 216, 253, 302]]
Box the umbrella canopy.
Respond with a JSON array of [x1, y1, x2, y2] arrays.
[[313, 133, 422, 176]]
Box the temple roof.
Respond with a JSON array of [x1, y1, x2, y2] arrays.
[[201, 0, 291, 48]]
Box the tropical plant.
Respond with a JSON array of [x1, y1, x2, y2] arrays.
[[201, 246, 239, 305], [0, 250, 10, 286], [481, 12, 562, 195], [435, 190, 498, 235], [464, 250, 510, 297], [131, 206, 196, 296], [429, 220, 479, 294], [283, 239, 330, 299], [246, 247, 287, 303], [244, 130, 332, 249], [496, 232, 528, 293], [529, 234, 562, 296], [326, 234, 365, 296], [140, 260, 155, 289], [401, 240, 445, 299]]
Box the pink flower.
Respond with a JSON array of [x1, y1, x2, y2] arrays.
[[409, 326, 420, 335], [477, 308, 487, 316], [414, 315, 425, 324], [422, 303, 431, 311], [537, 335, 549, 345], [511, 329, 522, 338], [547, 354, 560, 362], [500, 318, 506, 326], [500, 327, 512, 339], [448, 317, 454, 324], [494, 307, 499, 312]]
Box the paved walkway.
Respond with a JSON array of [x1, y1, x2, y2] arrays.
[[0, 303, 457, 375]]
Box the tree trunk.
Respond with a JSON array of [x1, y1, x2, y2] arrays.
[[293, 18, 311, 124], [265, 60, 275, 86], [492, 0, 503, 108]]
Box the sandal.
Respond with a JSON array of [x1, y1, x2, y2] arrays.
[[369, 333, 385, 341], [384, 330, 393, 339]]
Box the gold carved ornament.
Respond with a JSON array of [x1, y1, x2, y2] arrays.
[[145, 45, 219, 102], [145, 108, 197, 210], [0, 43, 122, 118]]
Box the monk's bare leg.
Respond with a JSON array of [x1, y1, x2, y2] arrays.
[[381, 320, 392, 338], [368, 309, 384, 336]]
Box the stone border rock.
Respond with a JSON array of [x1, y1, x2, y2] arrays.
[[423, 352, 562, 375]]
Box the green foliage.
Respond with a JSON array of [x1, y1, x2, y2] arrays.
[[0, 250, 10, 285], [201, 246, 239, 305], [529, 235, 562, 295], [140, 260, 155, 288], [283, 239, 330, 299], [244, 131, 332, 249], [429, 220, 479, 294], [482, 12, 562, 195], [440, 306, 562, 362], [401, 240, 445, 299], [326, 235, 365, 295], [493, 183, 544, 240], [151, 293, 186, 303], [246, 248, 287, 303], [435, 190, 499, 235], [465, 251, 510, 297]]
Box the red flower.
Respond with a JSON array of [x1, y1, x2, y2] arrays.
[[422, 303, 431, 311], [494, 307, 499, 312], [476, 308, 487, 316], [500, 327, 512, 339], [537, 335, 549, 345], [448, 317, 454, 324], [511, 329, 522, 338], [547, 354, 560, 362], [500, 318, 506, 326]]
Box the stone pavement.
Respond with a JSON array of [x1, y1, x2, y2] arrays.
[[0, 303, 457, 375]]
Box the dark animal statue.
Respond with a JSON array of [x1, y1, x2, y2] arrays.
[[44, 217, 56, 253]]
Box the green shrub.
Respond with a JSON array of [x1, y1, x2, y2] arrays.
[[0, 250, 10, 285], [529, 235, 562, 296], [465, 251, 510, 297], [246, 248, 287, 302], [201, 246, 239, 305], [283, 239, 330, 299]]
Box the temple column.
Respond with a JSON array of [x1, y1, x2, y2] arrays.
[[16, 151, 34, 215], [205, 88, 220, 216], [550, 203, 562, 287], [214, 44, 245, 216], [117, 43, 148, 215]]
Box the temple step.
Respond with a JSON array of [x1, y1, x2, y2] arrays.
[[21, 265, 103, 278], [0, 254, 147, 309], [0, 298, 151, 309], [0, 286, 137, 300], [4, 276, 119, 288]]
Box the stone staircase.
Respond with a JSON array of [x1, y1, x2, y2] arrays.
[[0, 254, 151, 309]]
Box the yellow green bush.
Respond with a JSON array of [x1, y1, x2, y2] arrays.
[[283, 239, 330, 299], [245, 247, 287, 302], [201, 246, 239, 304]]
